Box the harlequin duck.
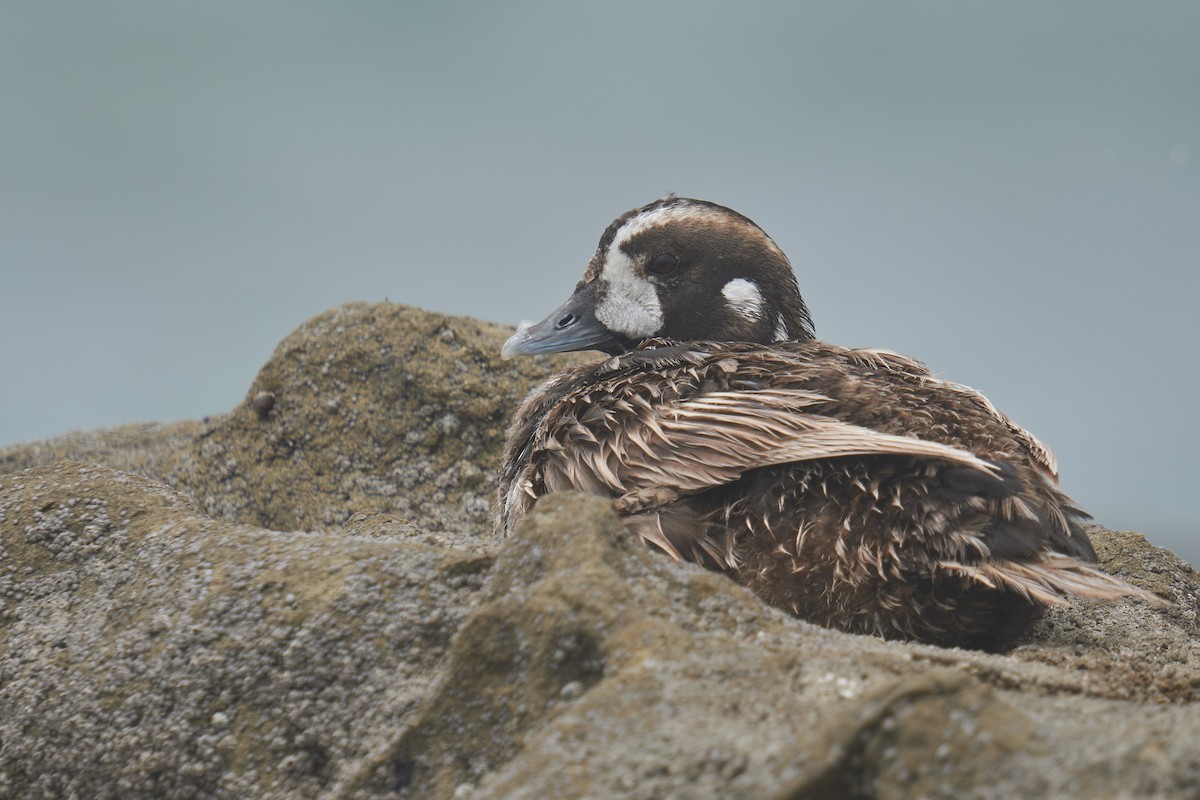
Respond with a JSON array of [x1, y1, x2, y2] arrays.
[[494, 196, 1160, 648]]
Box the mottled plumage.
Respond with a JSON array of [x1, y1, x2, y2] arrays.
[[495, 197, 1160, 648]]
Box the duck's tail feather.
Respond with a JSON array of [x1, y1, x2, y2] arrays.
[[938, 556, 1169, 607]]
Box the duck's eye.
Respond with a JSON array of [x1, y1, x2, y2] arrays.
[[647, 253, 679, 276]]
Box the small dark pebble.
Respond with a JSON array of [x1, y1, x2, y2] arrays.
[[389, 759, 416, 789], [251, 391, 276, 418]]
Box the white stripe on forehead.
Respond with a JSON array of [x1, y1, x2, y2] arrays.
[[611, 203, 725, 252]]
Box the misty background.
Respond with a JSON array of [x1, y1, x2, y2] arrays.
[[1, 3, 1196, 565]]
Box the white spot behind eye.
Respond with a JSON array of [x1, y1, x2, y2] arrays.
[[595, 249, 663, 337], [722, 278, 765, 322]]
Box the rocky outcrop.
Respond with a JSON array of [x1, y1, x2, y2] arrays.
[[2, 302, 1198, 799], [0, 303, 586, 535], [163, 303, 589, 535]]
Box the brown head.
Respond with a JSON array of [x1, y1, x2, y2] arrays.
[[502, 197, 816, 358]]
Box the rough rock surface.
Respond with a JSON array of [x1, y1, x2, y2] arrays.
[[1, 302, 1198, 799], [0, 419, 206, 478], [162, 303, 589, 535], [0, 462, 491, 799]]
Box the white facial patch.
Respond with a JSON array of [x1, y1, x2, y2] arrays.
[[721, 278, 765, 322], [591, 203, 721, 337], [594, 248, 663, 337]]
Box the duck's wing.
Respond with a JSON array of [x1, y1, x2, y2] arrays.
[[599, 384, 1163, 605], [541, 385, 1006, 509], [537, 383, 1009, 569]]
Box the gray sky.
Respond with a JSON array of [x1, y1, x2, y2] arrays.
[[1, 2, 1197, 564]]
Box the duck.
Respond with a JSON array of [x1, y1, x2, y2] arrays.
[[494, 196, 1160, 648]]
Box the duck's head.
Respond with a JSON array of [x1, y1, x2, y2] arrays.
[[501, 197, 816, 359]]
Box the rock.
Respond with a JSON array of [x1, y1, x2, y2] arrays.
[[0, 461, 492, 799], [0, 419, 206, 479], [1006, 526, 1200, 702], [160, 303, 588, 534], [0, 304, 586, 537], [340, 494, 1200, 800], [2, 302, 1199, 799]]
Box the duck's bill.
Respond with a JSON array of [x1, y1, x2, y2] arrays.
[[501, 283, 625, 359]]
